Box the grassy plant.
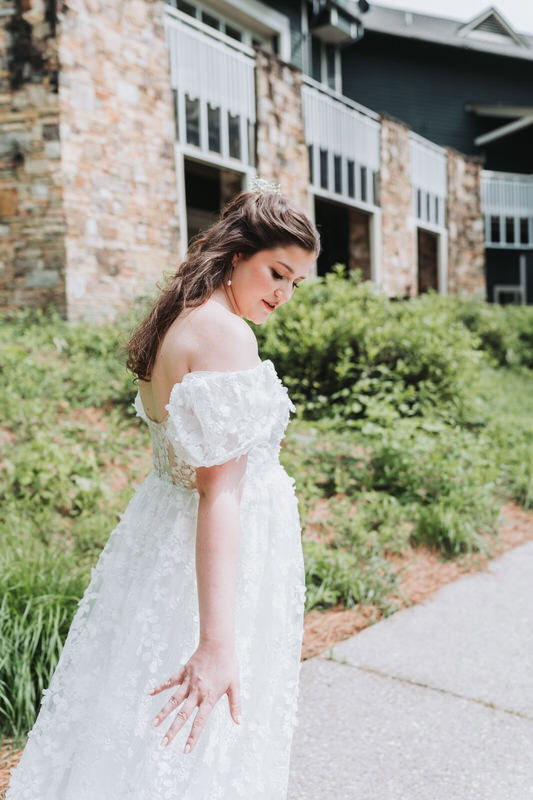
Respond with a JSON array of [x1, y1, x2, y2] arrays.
[[1, 290, 532, 739], [0, 532, 89, 742]]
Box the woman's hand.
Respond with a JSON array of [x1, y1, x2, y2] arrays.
[[149, 641, 242, 753]]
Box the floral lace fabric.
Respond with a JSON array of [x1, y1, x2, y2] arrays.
[[6, 360, 307, 800]]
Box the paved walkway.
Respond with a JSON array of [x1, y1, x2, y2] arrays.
[[288, 541, 533, 800]]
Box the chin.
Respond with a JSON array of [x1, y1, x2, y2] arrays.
[[245, 314, 266, 325]]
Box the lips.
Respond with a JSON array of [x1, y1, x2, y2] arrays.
[[262, 299, 276, 310]]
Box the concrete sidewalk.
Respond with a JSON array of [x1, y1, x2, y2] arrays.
[[288, 541, 533, 800]]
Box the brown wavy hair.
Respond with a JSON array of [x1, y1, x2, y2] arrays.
[[125, 189, 320, 381]]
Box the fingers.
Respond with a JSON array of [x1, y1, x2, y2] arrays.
[[182, 698, 213, 754], [162, 694, 199, 749], [149, 666, 185, 696], [152, 678, 190, 729], [227, 681, 242, 725]]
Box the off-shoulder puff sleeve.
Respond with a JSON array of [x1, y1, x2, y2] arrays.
[[164, 364, 278, 469]]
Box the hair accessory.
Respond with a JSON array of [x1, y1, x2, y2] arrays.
[[249, 176, 282, 195]]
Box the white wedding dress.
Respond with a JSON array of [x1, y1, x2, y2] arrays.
[[6, 359, 307, 800]]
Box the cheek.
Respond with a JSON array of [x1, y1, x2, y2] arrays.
[[255, 269, 274, 293]]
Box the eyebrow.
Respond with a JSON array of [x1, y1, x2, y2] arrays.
[[276, 261, 306, 280]]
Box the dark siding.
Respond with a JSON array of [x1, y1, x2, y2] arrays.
[[341, 31, 533, 172], [264, 0, 304, 68]]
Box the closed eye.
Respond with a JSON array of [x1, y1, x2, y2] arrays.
[[271, 268, 299, 289]]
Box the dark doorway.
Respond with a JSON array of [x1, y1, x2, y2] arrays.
[[314, 197, 349, 276], [417, 227, 439, 294], [184, 158, 243, 245], [486, 249, 532, 304]]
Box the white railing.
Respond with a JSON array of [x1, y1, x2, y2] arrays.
[[409, 132, 447, 228], [302, 76, 381, 208], [482, 170, 533, 248], [164, 8, 256, 168]]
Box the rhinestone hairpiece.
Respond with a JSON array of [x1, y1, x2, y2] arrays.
[[249, 176, 282, 195]]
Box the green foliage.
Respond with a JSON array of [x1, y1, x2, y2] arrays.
[[1, 283, 533, 742], [303, 537, 399, 613], [254, 266, 483, 426], [446, 297, 533, 369], [0, 530, 89, 742]]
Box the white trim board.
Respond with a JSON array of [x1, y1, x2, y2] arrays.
[[475, 114, 533, 146], [203, 0, 291, 60]]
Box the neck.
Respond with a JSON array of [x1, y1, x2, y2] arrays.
[[213, 283, 242, 317]]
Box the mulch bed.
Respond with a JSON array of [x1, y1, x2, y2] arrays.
[[2, 502, 532, 795]]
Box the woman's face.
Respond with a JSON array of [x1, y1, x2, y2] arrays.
[[229, 245, 315, 324]]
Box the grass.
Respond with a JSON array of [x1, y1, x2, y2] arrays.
[[1, 303, 532, 741]]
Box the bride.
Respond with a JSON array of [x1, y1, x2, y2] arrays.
[[6, 180, 320, 799]]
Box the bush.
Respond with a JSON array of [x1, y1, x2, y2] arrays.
[[254, 267, 482, 426], [432, 295, 533, 369]]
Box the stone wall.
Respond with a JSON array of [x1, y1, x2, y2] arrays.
[[379, 115, 416, 296], [348, 207, 371, 280], [58, 0, 180, 320], [446, 148, 485, 296], [254, 47, 311, 216], [0, 0, 67, 313]]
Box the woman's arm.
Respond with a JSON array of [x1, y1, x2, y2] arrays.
[[149, 310, 259, 752], [195, 457, 247, 650]]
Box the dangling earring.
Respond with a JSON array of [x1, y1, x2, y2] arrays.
[[227, 274, 232, 286]]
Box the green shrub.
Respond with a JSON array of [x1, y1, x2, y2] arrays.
[[429, 295, 533, 369], [254, 267, 482, 425]]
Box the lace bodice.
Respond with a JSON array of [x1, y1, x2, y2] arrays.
[[133, 360, 296, 490]]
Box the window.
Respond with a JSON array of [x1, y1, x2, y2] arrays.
[[520, 217, 529, 245], [505, 216, 515, 244], [207, 103, 221, 152], [228, 112, 241, 159], [308, 145, 314, 184], [201, 10, 220, 29], [334, 155, 342, 193], [307, 22, 341, 91], [311, 36, 322, 82], [490, 216, 500, 243], [172, 88, 179, 140], [185, 94, 200, 146], [225, 24, 242, 41], [320, 148, 328, 189], [168, 1, 266, 50], [326, 44, 336, 90], [347, 160, 355, 198], [248, 120, 256, 167], [177, 0, 195, 15], [360, 166, 367, 203]]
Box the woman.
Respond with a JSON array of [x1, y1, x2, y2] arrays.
[[6, 181, 320, 799]]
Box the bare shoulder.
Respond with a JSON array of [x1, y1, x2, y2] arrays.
[[161, 298, 259, 380]]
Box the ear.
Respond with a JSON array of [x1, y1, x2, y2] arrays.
[[232, 252, 242, 267]]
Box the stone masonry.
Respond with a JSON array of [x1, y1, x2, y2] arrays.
[[58, 0, 180, 320], [379, 114, 417, 297], [254, 47, 311, 217], [1, 4, 487, 320], [446, 148, 485, 296], [1, 0, 180, 320], [348, 207, 371, 281], [0, 0, 67, 313]]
